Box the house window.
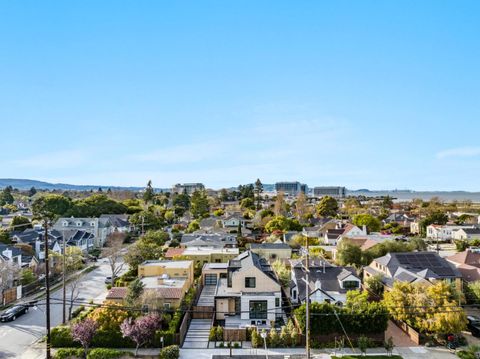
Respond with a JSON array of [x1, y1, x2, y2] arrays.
[[164, 303, 171, 309], [215, 259, 221, 263], [249, 300, 267, 319], [245, 277, 256, 288], [292, 290, 297, 300], [62, 222, 68, 227], [275, 298, 280, 307], [343, 280, 359, 289]]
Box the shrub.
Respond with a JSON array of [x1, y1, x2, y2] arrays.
[[218, 342, 224, 348], [233, 342, 240, 348], [215, 326, 224, 341], [51, 326, 79, 348], [71, 306, 85, 319], [87, 348, 132, 359], [209, 327, 217, 341], [251, 329, 261, 348], [159, 345, 179, 359], [357, 335, 372, 355], [53, 348, 83, 359]]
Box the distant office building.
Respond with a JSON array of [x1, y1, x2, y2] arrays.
[[275, 182, 308, 196], [172, 183, 205, 195], [313, 186, 346, 198]]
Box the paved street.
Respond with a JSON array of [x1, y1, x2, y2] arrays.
[[0, 260, 119, 359]]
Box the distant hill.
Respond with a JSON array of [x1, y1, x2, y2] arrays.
[[0, 178, 146, 191]]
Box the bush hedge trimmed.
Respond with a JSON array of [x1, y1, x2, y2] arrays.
[[53, 348, 133, 359], [159, 345, 179, 359]]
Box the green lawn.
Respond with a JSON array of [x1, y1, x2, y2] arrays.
[[331, 356, 403, 359]]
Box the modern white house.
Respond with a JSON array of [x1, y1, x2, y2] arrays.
[[54, 217, 113, 247], [214, 251, 283, 328], [426, 224, 475, 241]]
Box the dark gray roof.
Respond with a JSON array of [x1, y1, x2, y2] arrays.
[[375, 252, 461, 280], [249, 242, 290, 250], [462, 228, 480, 235], [293, 265, 358, 301]]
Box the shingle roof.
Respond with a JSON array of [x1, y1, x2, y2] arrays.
[[249, 242, 290, 250], [106, 287, 128, 300]]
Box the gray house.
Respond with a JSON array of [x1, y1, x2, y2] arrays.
[[54, 217, 112, 247]]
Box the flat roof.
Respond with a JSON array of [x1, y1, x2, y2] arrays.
[[140, 260, 193, 268]]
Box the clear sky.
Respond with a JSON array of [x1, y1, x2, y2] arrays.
[[1, 1, 479, 190]]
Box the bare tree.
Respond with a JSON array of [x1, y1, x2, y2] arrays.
[[0, 261, 20, 296], [103, 232, 125, 286], [68, 277, 81, 320]]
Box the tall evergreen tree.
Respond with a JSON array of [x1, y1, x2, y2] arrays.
[[143, 180, 155, 204], [254, 179, 263, 209]]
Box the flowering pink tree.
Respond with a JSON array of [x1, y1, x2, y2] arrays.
[[71, 318, 98, 358], [121, 314, 161, 356]]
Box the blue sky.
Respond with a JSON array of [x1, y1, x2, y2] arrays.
[[1, 1, 479, 190]]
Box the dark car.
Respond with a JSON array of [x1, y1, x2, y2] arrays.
[[467, 315, 480, 337], [0, 305, 29, 322]]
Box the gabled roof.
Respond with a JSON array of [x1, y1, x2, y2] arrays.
[[228, 250, 278, 283], [446, 250, 480, 268], [249, 242, 291, 250], [373, 251, 461, 280]]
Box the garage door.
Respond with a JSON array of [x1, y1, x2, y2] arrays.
[[205, 274, 217, 285]]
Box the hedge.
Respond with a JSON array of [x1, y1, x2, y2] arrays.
[[52, 326, 172, 348], [53, 348, 133, 359]]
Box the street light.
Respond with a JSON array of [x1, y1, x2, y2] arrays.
[[260, 331, 268, 359]]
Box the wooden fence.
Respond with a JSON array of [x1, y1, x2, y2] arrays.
[[223, 328, 247, 342], [392, 320, 422, 345], [192, 306, 214, 319], [2, 287, 17, 305]]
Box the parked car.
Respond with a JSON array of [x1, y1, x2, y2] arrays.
[[0, 305, 29, 322], [105, 276, 115, 284], [467, 316, 480, 337]]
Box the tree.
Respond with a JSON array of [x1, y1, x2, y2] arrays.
[[103, 232, 126, 285], [364, 274, 384, 298], [272, 260, 290, 287], [254, 179, 263, 209], [88, 303, 130, 331], [68, 277, 81, 320], [408, 237, 427, 251], [419, 211, 448, 235], [32, 194, 72, 220], [120, 314, 161, 356], [0, 187, 14, 206], [358, 336, 371, 356], [382, 196, 394, 209], [67, 194, 127, 217], [353, 214, 381, 233], [316, 196, 338, 217], [10, 216, 32, 231], [384, 337, 395, 357], [294, 192, 308, 222], [143, 180, 155, 204], [186, 220, 200, 233], [273, 192, 287, 216], [126, 279, 145, 306], [71, 318, 98, 358], [265, 216, 302, 233], [269, 327, 280, 347], [0, 261, 20, 294], [20, 268, 36, 285], [0, 229, 11, 244], [124, 237, 164, 272], [130, 210, 163, 232], [240, 197, 255, 210], [336, 241, 362, 266], [28, 186, 37, 197], [190, 190, 210, 219], [384, 281, 466, 335]]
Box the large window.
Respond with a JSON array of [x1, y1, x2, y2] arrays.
[[249, 300, 267, 319], [245, 277, 256, 288], [343, 280, 359, 289]]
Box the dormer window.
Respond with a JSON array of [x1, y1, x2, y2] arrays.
[[76, 221, 82, 227], [62, 221, 68, 227], [90, 222, 95, 227]]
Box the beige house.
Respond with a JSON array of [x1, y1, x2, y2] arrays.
[[214, 251, 282, 328], [248, 242, 292, 261], [164, 247, 239, 266], [138, 260, 195, 308]]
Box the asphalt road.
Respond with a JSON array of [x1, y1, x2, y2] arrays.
[[0, 260, 121, 358]]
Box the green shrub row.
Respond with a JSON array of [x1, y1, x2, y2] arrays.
[[54, 348, 133, 359], [159, 345, 179, 359]]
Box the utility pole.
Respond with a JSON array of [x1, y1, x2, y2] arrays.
[[44, 220, 52, 359], [305, 236, 310, 359], [141, 215, 145, 235], [62, 231, 66, 324]]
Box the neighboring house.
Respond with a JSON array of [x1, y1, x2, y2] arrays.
[[214, 251, 283, 328], [0, 244, 22, 267], [249, 242, 292, 261], [290, 259, 360, 305], [446, 250, 480, 282], [199, 217, 221, 230], [410, 221, 421, 235], [54, 217, 113, 247], [426, 225, 474, 241], [382, 213, 414, 226], [63, 229, 95, 254], [138, 260, 194, 309], [105, 287, 128, 304], [323, 224, 367, 246], [100, 214, 132, 233], [172, 183, 205, 195], [222, 214, 248, 228], [12, 229, 62, 260], [164, 246, 239, 266], [181, 233, 237, 248], [453, 228, 480, 241], [364, 252, 462, 290]]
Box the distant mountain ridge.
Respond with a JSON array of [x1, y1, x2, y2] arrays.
[[0, 178, 146, 191]]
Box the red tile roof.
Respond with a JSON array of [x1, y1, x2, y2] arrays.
[[153, 287, 184, 299], [106, 287, 128, 300], [165, 248, 185, 258]]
